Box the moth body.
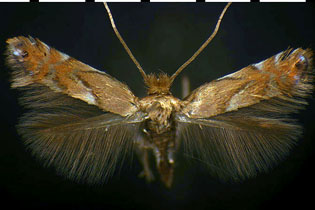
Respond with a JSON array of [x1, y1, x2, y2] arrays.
[[138, 87, 182, 187]]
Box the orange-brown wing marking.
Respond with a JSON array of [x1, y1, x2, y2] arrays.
[[6, 36, 138, 116], [182, 48, 313, 118]]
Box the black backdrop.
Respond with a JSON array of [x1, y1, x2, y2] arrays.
[[0, 3, 314, 210]]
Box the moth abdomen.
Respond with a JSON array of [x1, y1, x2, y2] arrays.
[[149, 129, 176, 188]]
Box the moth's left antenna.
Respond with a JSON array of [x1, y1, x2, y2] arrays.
[[104, 3, 147, 80]]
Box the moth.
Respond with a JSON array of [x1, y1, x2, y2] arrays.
[[5, 3, 313, 188]]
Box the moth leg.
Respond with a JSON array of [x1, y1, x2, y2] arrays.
[[135, 136, 155, 182], [137, 149, 155, 182], [181, 75, 190, 99]]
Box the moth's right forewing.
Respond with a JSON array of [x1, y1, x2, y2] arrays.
[[6, 36, 138, 116], [181, 48, 313, 118]]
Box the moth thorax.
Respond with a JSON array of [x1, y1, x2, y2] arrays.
[[147, 102, 170, 123], [144, 73, 173, 95]]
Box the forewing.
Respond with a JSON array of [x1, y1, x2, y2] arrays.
[[182, 48, 313, 118], [177, 48, 313, 181], [6, 36, 138, 116]]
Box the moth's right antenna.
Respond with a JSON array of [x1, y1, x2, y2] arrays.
[[170, 2, 232, 83], [104, 3, 147, 80]]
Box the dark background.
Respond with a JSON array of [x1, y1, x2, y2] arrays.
[[0, 2, 314, 210]]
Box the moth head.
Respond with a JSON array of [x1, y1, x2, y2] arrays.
[[144, 73, 173, 95]]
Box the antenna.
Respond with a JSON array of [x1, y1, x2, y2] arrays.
[[103, 3, 147, 80], [170, 2, 232, 83], [104, 3, 232, 83]]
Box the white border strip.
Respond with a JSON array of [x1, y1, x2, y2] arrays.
[[96, 0, 141, 2], [39, 0, 86, 2], [260, 0, 306, 2], [206, 0, 250, 2], [150, 0, 196, 2], [0, 0, 30, 2]]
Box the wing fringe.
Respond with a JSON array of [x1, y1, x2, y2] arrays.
[[16, 84, 140, 184]]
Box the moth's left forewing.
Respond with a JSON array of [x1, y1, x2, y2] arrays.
[[176, 48, 313, 181]]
